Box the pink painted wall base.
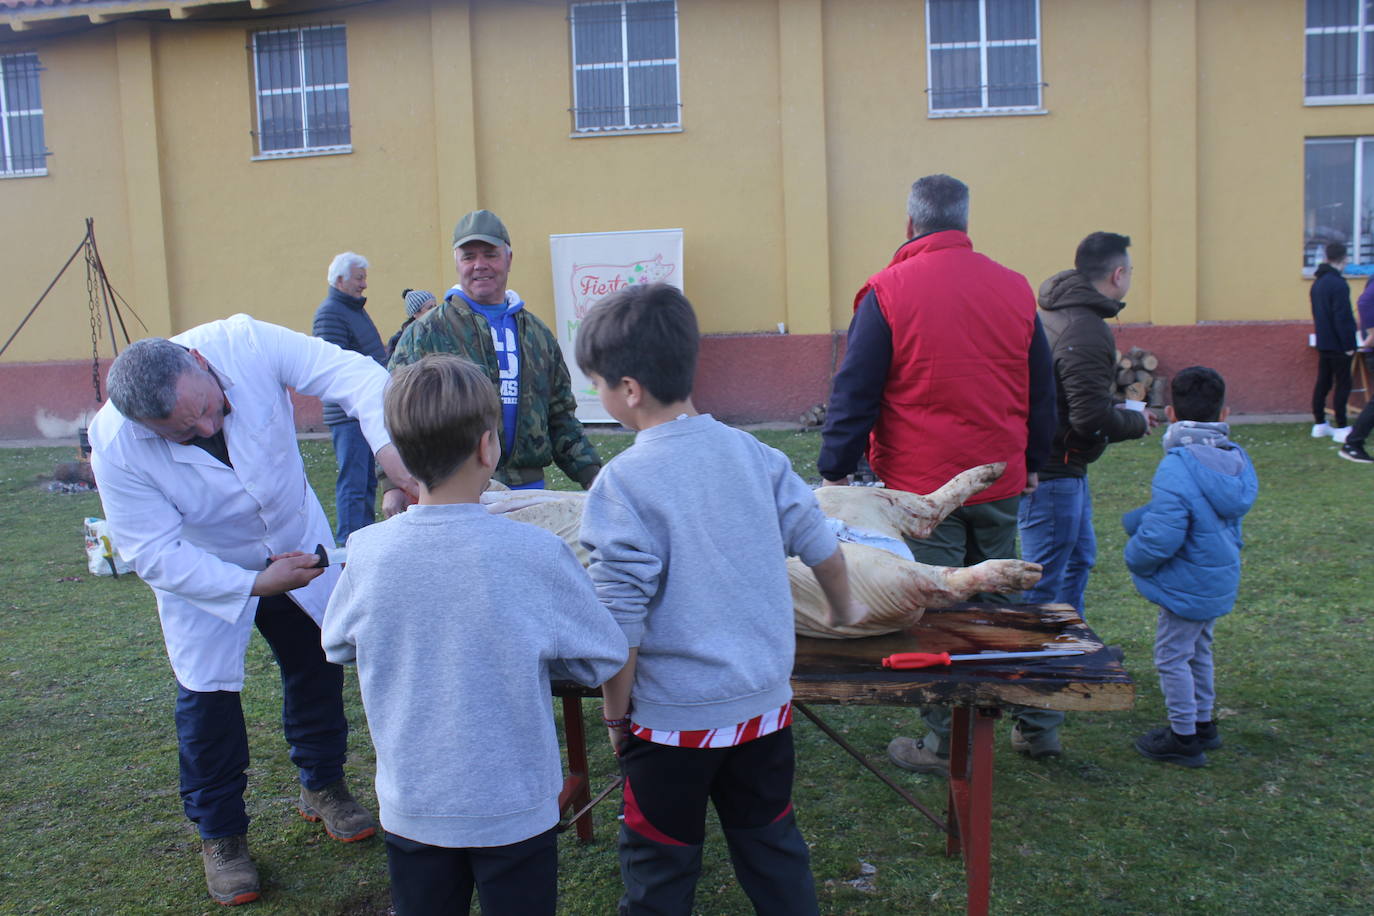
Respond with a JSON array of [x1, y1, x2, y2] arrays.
[[0, 320, 1324, 441]]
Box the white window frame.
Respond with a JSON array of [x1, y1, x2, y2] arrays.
[[569, 0, 682, 135], [1304, 136, 1374, 274], [925, 0, 1046, 119], [1304, 0, 1374, 105], [251, 24, 352, 160], [0, 51, 47, 178]]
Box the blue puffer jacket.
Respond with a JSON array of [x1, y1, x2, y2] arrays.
[[1122, 426, 1258, 621]]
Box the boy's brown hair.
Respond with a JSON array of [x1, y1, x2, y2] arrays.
[[574, 283, 699, 403], [385, 354, 499, 489]]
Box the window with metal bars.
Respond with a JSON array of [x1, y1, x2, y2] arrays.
[[1, 52, 48, 177], [1305, 136, 1374, 272], [925, 0, 1043, 117], [251, 24, 350, 156], [570, 0, 680, 133], [1305, 0, 1374, 103]]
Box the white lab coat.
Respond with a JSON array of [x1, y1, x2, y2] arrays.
[[88, 315, 392, 692]]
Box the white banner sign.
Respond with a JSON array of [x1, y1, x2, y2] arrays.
[[549, 228, 684, 423]]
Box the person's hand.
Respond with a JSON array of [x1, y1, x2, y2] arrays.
[[825, 600, 873, 629], [1144, 410, 1161, 434], [607, 725, 630, 756], [821, 476, 852, 487], [382, 487, 413, 518], [1021, 471, 1039, 496], [375, 444, 420, 501], [252, 552, 325, 596]]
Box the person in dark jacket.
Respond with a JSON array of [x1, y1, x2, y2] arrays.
[[386, 289, 437, 357], [313, 251, 387, 544], [817, 174, 1056, 776], [1015, 232, 1153, 757], [1309, 241, 1357, 440]]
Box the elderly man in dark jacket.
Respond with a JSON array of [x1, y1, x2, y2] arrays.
[[313, 251, 387, 544], [1309, 241, 1357, 441], [1015, 231, 1153, 758]]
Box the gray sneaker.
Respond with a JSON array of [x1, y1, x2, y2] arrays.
[[298, 779, 378, 842], [1011, 722, 1062, 758], [201, 834, 260, 906], [887, 736, 949, 774]]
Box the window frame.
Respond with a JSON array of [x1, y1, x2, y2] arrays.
[[250, 23, 352, 160], [1303, 136, 1374, 275], [924, 0, 1047, 119], [0, 50, 48, 179], [1304, 0, 1374, 105], [568, 0, 683, 136]]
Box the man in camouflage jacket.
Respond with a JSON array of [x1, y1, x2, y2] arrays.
[[383, 210, 600, 508]]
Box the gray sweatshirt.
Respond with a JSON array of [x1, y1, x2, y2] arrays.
[[579, 414, 838, 732], [322, 503, 628, 848]]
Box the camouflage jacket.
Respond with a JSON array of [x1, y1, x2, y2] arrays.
[[387, 293, 601, 488]]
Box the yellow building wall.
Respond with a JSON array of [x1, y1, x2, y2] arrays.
[[0, 0, 1363, 367]]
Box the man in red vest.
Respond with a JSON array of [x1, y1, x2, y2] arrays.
[[818, 174, 1056, 774]]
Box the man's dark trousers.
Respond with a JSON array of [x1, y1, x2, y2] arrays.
[[174, 594, 348, 838]]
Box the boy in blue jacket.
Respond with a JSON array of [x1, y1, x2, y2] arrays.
[[1123, 366, 1258, 767]]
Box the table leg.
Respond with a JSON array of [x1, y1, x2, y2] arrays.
[[559, 694, 594, 842], [945, 706, 998, 916]]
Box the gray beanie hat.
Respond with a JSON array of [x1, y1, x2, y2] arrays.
[[403, 289, 436, 317]]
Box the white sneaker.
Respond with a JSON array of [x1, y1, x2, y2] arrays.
[[1333, 426, 1353, 443], [1312, 422, 1333, 438]]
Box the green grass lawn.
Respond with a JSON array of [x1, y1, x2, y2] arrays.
[[1, 424, 1371, 914]]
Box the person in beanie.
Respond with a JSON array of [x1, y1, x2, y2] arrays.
[[1124, 366, 1258, 767], [313, 251, 387, 544], [386, 209, 600, 511], [386, 289, 437, 356]]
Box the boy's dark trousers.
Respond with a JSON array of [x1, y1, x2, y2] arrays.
[[384, 827, 558, 916], [1312, 350, 1353, 426], [616, 727, 819, 916]]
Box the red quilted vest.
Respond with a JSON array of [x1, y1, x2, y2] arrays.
[[855, 230, 1036, 503]]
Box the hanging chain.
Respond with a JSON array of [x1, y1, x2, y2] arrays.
[[85, 238, 103, 402]]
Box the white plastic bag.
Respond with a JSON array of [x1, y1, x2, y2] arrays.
[[84, 517, 132, 577]]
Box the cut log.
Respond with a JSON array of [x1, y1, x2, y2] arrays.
[[1134, 368, 1153, 386], [1116, 367, 1136, 387], [1140, 352, 1159, 372], [1124, 381, 1148, 402], [1118, 354, 1134, 370], [1148, 377, 1168, 406]]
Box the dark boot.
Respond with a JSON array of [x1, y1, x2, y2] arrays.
[[1134, 725, 1207, 768], [618, 824, 703, 916], [722, 812, 819, 916], [1194, 720, 1222, 750]]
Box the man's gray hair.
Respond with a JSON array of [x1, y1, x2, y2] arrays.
[[106, 338, 200, 421], [906, 174, 970, 234], [327, 251, 369, 287]]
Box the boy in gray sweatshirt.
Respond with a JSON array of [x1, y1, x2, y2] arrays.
[[575, 284, 869, 916], [321, 354, 627, 916]]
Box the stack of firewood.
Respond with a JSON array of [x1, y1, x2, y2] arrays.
[[799, 403, 827, 428], [1114, 347, 1167, 406]]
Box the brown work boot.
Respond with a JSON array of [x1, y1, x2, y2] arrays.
[[298, 779, 377, 842], [886, 736, 949, 774], [1011, 722, 1062, 759], [201, 834, 260, 906]]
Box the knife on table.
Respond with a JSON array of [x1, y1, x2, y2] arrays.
[[881, 649, 1086, 669]]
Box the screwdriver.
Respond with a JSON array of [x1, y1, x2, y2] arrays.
[[882, 649, 1086, 669]]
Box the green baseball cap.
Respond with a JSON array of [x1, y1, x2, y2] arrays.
[[452, 209, 511, 249]]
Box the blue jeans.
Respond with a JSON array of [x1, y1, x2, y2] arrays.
[[174, 595, 348, 839], [330, 419, 376, 544], [1153, 608, 1216, 736], [1017, 476, 1096, 617]]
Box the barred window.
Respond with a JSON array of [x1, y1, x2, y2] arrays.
[[925, 0, 1043, 117], [570, 1, 680, 133], [1305, 0, 1374, 103], [1305, 137, 1374, 271], [1, 52, 48, 177], [251, 24, 350, 156]]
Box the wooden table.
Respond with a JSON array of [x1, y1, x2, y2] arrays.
[[554, 602, 1133, 916]]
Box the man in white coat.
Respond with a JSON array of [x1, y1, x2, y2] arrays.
[[88, 314, 416, 906]]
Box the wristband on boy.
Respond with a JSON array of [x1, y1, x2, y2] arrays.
[[602, 715, 631, 729]]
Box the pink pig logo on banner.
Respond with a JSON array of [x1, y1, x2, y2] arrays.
[[570, 255, 677, 316]]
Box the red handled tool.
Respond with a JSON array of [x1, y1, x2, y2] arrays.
[[882, 649, 1086, 669]]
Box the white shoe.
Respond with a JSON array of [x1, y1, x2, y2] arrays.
[[1312, 422, 1333, 438], [1333, 426, 1353, 443]]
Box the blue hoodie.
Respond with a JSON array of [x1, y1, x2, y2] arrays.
[[1122, 422, 1259, 621]]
